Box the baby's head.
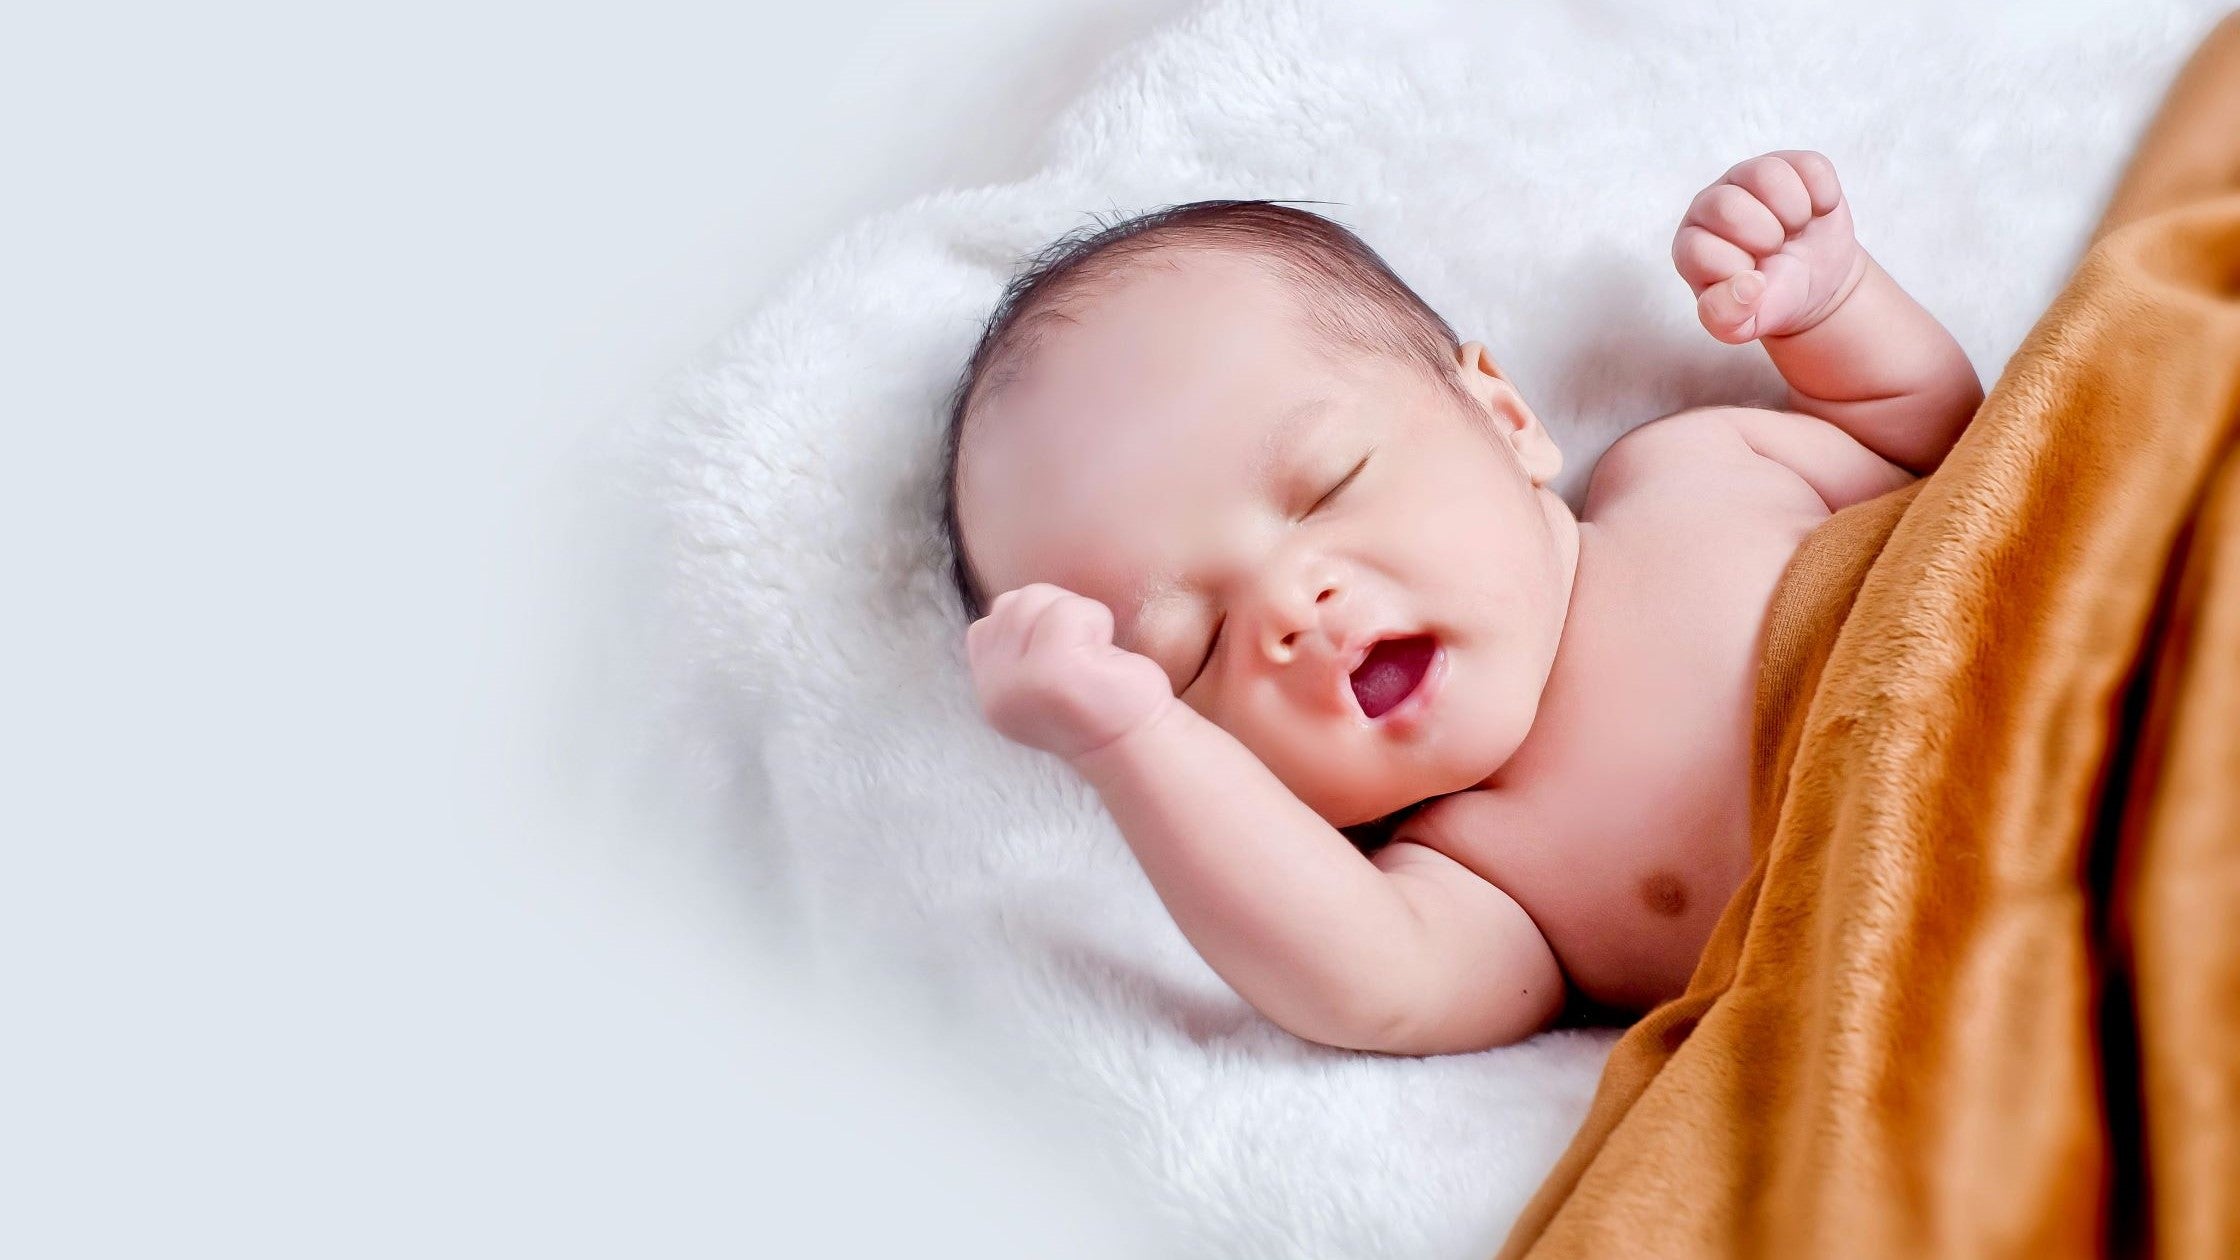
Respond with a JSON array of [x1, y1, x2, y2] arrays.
[[940, 201, 1578, 832]]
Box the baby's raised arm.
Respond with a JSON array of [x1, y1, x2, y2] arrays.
[[1674, 150, 1986, 474], [967, 583, 1561, 1054]]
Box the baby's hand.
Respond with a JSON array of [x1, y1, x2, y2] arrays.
[[966, 583, 1178, 764], [1673, 150, 1869, 345]]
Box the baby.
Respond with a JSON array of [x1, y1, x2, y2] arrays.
[[939, 151, 1984, 1055]]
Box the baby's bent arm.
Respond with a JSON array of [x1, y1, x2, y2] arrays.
[[1360, 839, 1565, 1054], [1761, 253, 1985, 476], [1070, 699, 1449, 1051]]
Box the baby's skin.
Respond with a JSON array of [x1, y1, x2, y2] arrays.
[[958, 152, 1984, 1055]]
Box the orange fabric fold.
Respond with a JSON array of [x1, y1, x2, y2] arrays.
[[1497, 12, 2240, 1258]]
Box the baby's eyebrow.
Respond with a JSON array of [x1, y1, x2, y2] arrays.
[[1259, 396, 1337, 473]]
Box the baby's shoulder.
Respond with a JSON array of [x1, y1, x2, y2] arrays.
[[1587, 405, 1781, 497], [1583, 405, 1825, 526]]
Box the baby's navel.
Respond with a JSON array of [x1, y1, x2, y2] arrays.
[[1640, 871, 1688, 918]]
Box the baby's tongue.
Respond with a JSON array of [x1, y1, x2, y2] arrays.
[[1350, 636, 1434, 718]]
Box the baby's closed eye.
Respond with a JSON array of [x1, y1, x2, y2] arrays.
[[1299, 453, 1370, 520]]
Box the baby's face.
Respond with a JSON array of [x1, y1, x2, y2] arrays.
[[959, 251, 1577, 826]]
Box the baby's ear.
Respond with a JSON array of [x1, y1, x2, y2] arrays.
[[1454, 342, 1563, 487]]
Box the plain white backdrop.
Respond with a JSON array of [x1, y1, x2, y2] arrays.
[[5, 1, 1195, 1255]]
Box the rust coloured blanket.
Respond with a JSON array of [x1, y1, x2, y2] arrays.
[[1498, 13, 2240, 1260]]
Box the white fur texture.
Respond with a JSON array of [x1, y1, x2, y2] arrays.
[[640, 1, 2229, 1254]]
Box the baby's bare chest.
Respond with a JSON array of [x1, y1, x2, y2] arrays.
[[1416, 430, 1828, 1007]]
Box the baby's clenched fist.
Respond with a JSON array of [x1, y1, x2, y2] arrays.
[[966, 582, 1178, 764], [1673, 149, 1869, 345]]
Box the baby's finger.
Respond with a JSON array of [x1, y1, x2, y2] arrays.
[[1696, 269, 1763, 345], [1672, 224, 1755, 293], [1722, 154, 1814, 234], [1007, 583, 1077, 617], [1770, 149, 1843, 216], [1023, 593, 1112, 659], [986, 584, 1063, 657], [966, 616, 1012, 693], [1683, 182, 1785, 257], [975, 590, 1016, 657], [967, 606, 1017, 656]]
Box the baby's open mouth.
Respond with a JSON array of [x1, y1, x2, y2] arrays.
[[1349, 635, 1437, 719]]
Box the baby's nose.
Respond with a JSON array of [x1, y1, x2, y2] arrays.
[[1263, 584, 1341, 663]]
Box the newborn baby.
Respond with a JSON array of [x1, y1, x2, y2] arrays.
[[940, 151, 1984, 1055]]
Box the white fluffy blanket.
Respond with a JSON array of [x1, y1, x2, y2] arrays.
[[641, 1, 2230, 1254]]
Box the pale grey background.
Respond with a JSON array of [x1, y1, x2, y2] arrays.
[[5, 0, 1193, 1254]]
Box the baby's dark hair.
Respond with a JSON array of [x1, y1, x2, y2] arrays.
[[936, 199, 1471, 625]]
